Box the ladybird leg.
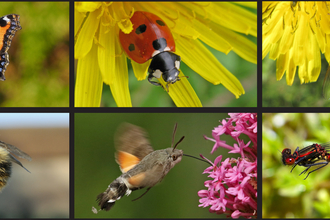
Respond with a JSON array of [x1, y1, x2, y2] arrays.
[[148, 73, 162, 86], [165, 83, 170, 92], [148, 67, 164, 86]]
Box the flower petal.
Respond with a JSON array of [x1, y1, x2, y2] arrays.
[[75, 8, 101, 59], [176, 38, 245, 98], [131, 60, 149, 81], [193, 19, 232, 55], [285, 52, 296, 85], [108, 35, 132, 107], [158, 71, 203, 107], [206, 22, 257, 64], [207, 2, 257, 36], [74, 10, 85, 37], [75, 44, 103, 107], [75, 2, 102, 13], [98, 24, 116, 85]]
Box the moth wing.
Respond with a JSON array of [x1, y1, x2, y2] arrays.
[[115, 123, 154, 172], [116, 151, 140, 173]]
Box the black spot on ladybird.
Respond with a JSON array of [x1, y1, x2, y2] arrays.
[[152, 38, 167, 51], [136, 24, 147, 34], [128, 44, 135, 52], [156, 20, 165, 26]]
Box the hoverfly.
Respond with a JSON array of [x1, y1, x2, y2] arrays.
[[0, 140, 31, 191]]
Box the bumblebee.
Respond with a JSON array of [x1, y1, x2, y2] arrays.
[[0, 140, 31, 191]]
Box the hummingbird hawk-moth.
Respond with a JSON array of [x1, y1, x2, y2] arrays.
[[0, 140, 31, 191], [93, 123, 186, 213]]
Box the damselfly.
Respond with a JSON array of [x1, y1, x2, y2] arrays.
[[281, 142, 330, 179]]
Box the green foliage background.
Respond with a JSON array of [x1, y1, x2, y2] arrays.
[[0, 2, 69, 107], [262, 55, 330, 107], [263, 113, 330, 218], [75, 113, 248, 218]]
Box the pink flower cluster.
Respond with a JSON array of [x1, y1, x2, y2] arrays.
[[198, 113, 257, 218]]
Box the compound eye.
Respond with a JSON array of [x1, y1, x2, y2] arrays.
[[282, 148, 291, 154], [172, 155, 177, 161], [285, 157, 295, 165]]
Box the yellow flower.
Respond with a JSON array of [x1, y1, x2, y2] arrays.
[[263, 1, 330, 85], [75, 2, 257, 107]]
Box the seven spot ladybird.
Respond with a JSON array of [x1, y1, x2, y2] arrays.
[[0, 14, 21, 81], [119, 11, 182, 90]]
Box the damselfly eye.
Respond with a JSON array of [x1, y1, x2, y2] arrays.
[[285, 157, 295, 165]]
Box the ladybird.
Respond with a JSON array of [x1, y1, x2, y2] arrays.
[[119, 11, 182, 89]]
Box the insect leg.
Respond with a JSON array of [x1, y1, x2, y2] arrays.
[[290, 163, 299, 172], [131, 187, 152, 201], [300, 161, 329, 180]]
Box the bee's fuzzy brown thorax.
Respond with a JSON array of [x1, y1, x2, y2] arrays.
[[0, 141, 31, 191], [0, 148, 12, 191]]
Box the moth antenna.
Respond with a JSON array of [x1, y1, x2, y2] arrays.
[[132, 187, 152, 201], [183, 154, 213, 166], [172, 136, 185, 152], [171, 123, 178, 149]]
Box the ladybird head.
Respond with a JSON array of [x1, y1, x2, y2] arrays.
[[162, 68, 180, 84]]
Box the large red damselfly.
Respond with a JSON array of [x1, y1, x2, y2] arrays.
[[281, 142, 330, 180]]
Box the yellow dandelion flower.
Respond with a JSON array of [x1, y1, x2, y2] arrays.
[[75, 2, 257, 107], [263, 1, 330, 86]]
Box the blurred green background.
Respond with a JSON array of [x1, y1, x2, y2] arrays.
[[263, 113, 330, 218], [0, 2, 69, 107], [96, 4, 257, 107], [262, 54, 330, 107], [75, 113, 246, 218]]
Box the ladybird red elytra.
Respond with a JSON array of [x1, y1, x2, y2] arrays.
[[119, 11, 182, 89]]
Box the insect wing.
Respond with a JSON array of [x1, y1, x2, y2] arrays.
[[0, 140, 31, 161], [115, 123, 154, 172], [297, 142, 330, 158], [319, 141, 330, 150]]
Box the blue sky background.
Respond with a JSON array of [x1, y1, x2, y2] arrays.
[[0, 113, 69, 128]]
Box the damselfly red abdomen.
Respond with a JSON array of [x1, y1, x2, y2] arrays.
[[281, 142, 330, 180]]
